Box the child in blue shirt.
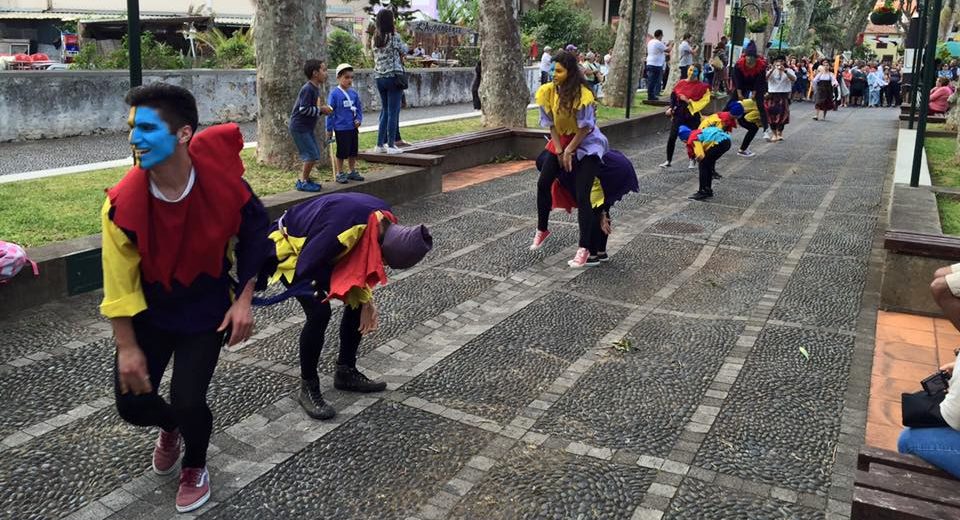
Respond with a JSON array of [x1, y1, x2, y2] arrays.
[[289, 60, 333, 193], [327, 63, 364, 184]]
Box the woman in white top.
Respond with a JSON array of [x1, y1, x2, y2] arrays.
[[764, 56, 796, 142], [811, 65, 838, 121]]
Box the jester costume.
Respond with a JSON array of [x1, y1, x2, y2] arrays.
[[680, 124, 732, 200], [665, 74, 712, 165], [726, 99, 762, 153], [731, 41, 768, 132], [101, 121, 272, 478], [534, 81, 638, 260], [255, 192, 432, 419]]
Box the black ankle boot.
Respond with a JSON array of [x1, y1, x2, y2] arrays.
[[298, 379, 336, 420], [689, 189, 713, 201], [334, 365, 387, 393]]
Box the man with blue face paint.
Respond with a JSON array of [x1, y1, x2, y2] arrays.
[[100, 83, 274, 513]]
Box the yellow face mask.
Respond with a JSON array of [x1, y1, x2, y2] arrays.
[[553, 63, 568, 84]]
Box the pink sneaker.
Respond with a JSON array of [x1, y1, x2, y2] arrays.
[[152, 429, 182, 475], [176, 466, 211, 513], [567, 247, 591, 268], [529, 230, 551, 250]]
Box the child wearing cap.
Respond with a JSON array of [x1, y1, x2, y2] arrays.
[[254, 193, 433, 420], [327, 63, 364, 184], [679, 124, 731, 201]]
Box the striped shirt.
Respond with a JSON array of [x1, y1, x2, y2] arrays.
[[289, 81, 322, 133]]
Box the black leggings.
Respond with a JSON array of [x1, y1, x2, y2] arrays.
[[536, 152, 601, 249], [666, 115, 701, 163], [296, 294, 362, 381], [698, 139, 731, 191], [114, 321, 223, 468], [590, 206, 610, 254], [739, 118, 759, 151]]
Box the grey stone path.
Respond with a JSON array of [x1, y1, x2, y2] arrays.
[[0, 105, 895, 520], [0, 103, 476, 176]]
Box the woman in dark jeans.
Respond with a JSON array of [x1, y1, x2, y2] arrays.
[[372, 9, 407, 154]]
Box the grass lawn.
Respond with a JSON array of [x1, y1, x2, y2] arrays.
[[2, 97, 660, 248], [924, 137, 960, 236]]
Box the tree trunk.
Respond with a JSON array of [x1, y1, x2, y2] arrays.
[[838, 0, 873, 50], [787, 0, 815, 46], [478, 0, 528, 127], [663, 0, 711, 96], [254, 0, 326, 171], [940, 5, 954, 41], [603, 0, 652, 107]]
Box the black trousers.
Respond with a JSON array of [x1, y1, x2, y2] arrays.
[[590, 205, 610, 254], [738, 117, 759, 151], [698, 140, 731, 192], [540, 71, 550, 85], [296, 294, 362, 382], [536, 152, 600, 249], [667, 114, 701, 163], [887, 82, 902, 106], [114, 320, 223, 468]]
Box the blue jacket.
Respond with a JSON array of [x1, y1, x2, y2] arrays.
[[326, 87, 363, 132]]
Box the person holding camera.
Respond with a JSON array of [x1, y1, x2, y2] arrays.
[[897, 265, 960, 478], [765, 56, 795, 142]]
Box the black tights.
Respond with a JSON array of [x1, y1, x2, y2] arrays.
[[536, 153, 601, 249], [739, 119, 759, 151], [590, 206, 610, 254], [698, 140, 731, 191], [666, 115, 700, 163], [114, 321, 223, 468], [296, 295, 362, 381]]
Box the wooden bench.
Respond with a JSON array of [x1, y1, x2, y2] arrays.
[[357, 127, 513, 167], [852, 446, 960, 519], [885, 230, 960, 261], [899, 113, 947, 124]]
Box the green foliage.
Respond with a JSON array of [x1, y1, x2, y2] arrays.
[[365, 0, 416, 22], [454, 46, 479, 67], [586, 23, 616, 54], [328, 30, 366, 68], [194, 28, 255, 68], [808, 0, 843, 52], [520, 0, 591, 51], [938, 42, 954, 62], [747, 15, 769, 33], [436, 0, 478, 27], [71, 31, 187, 70]]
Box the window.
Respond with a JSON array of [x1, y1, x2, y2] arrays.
[[876, 41, 888, 49], [713, 0, 719, 18], [0, 40, 30, 55]]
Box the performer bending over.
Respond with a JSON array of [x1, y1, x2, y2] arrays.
[[731, 41, 769, 150], [256, 193, 432, 420], [530, 50, 637, 267], [679, 124, 732, 201], [101, 84, 273, 513]]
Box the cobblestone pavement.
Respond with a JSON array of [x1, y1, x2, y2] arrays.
[[0, 103, 476, 176], [0, 104, 895, 519]]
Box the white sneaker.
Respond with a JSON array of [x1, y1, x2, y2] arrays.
[[658, 160, 671, 168], [687, 159, 697, 169], [763, 129, 772, 141], [373, 145, 387, 153], [386, 146, 404, 155]]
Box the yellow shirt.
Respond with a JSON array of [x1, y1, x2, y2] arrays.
[[535, 82, 596, 135]]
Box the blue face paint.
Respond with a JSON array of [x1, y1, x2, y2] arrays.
[[128, 106, 177, 169]]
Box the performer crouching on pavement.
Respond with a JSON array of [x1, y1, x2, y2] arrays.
[[530, 50, 639, 267], [679, 123, 732, 201], [101, 84, 273, 513], [661, 64, 711, 170], [254, 193, 432, 420]]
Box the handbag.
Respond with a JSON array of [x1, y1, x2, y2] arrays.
[[902, 390, 949, 428], [394, 39, 409, 90]]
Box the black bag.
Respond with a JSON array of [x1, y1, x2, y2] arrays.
[[902, 390, 949, 428], [394, 72, 408, 91]]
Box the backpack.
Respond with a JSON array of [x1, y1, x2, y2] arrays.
[[0, 240, 38, 284]]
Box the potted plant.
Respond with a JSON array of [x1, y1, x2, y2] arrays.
[[870, 0, 898, 25], [748, 15, 769, 34]]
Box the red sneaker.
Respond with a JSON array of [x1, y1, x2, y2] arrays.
[[152, 429, 181, 475], [529, 230, 551, 250], [176, 466, 211, 513], [567, 247, 591, 268]]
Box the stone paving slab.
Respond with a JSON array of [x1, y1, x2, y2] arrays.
[[0, 105, 897, 519]]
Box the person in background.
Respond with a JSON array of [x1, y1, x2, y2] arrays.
[[765, 55, 795, 142], [812, 65, 838, 120], [289, 60, 334, 193], [645, 29, 671, 101], [412, 45, 425, 57], [849, 62, 867, 107], [583, 52, 603, 97], [868, 64, 886, 107], [929, 77, 954, 115], [702, 57, 715, 89], [887, 65, 903, 107], [714, 36, 729, 92], [677, 33, 697, 80], [372, 9, 407, 155], [540, 45, 553, 85], [838, 64, 851, 107], [326, 63, 364, 185], [939, 62, 953, 80], [431, 48, 442, 60], [471, 60, 482, 110], [598, 54, 612, 100]]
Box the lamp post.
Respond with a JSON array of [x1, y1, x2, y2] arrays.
[[729, 0, 761, 68], [778, 10, 787, 53], [127, 0, 142, 87], [911, 0, 943, 187]]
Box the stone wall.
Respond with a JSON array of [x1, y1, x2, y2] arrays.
[[0, 67, 540, 142]]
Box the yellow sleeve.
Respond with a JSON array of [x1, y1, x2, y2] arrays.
[[342, 286, 373, 309], [99, 199, 148, 318], [693, 141, 705, 158]]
